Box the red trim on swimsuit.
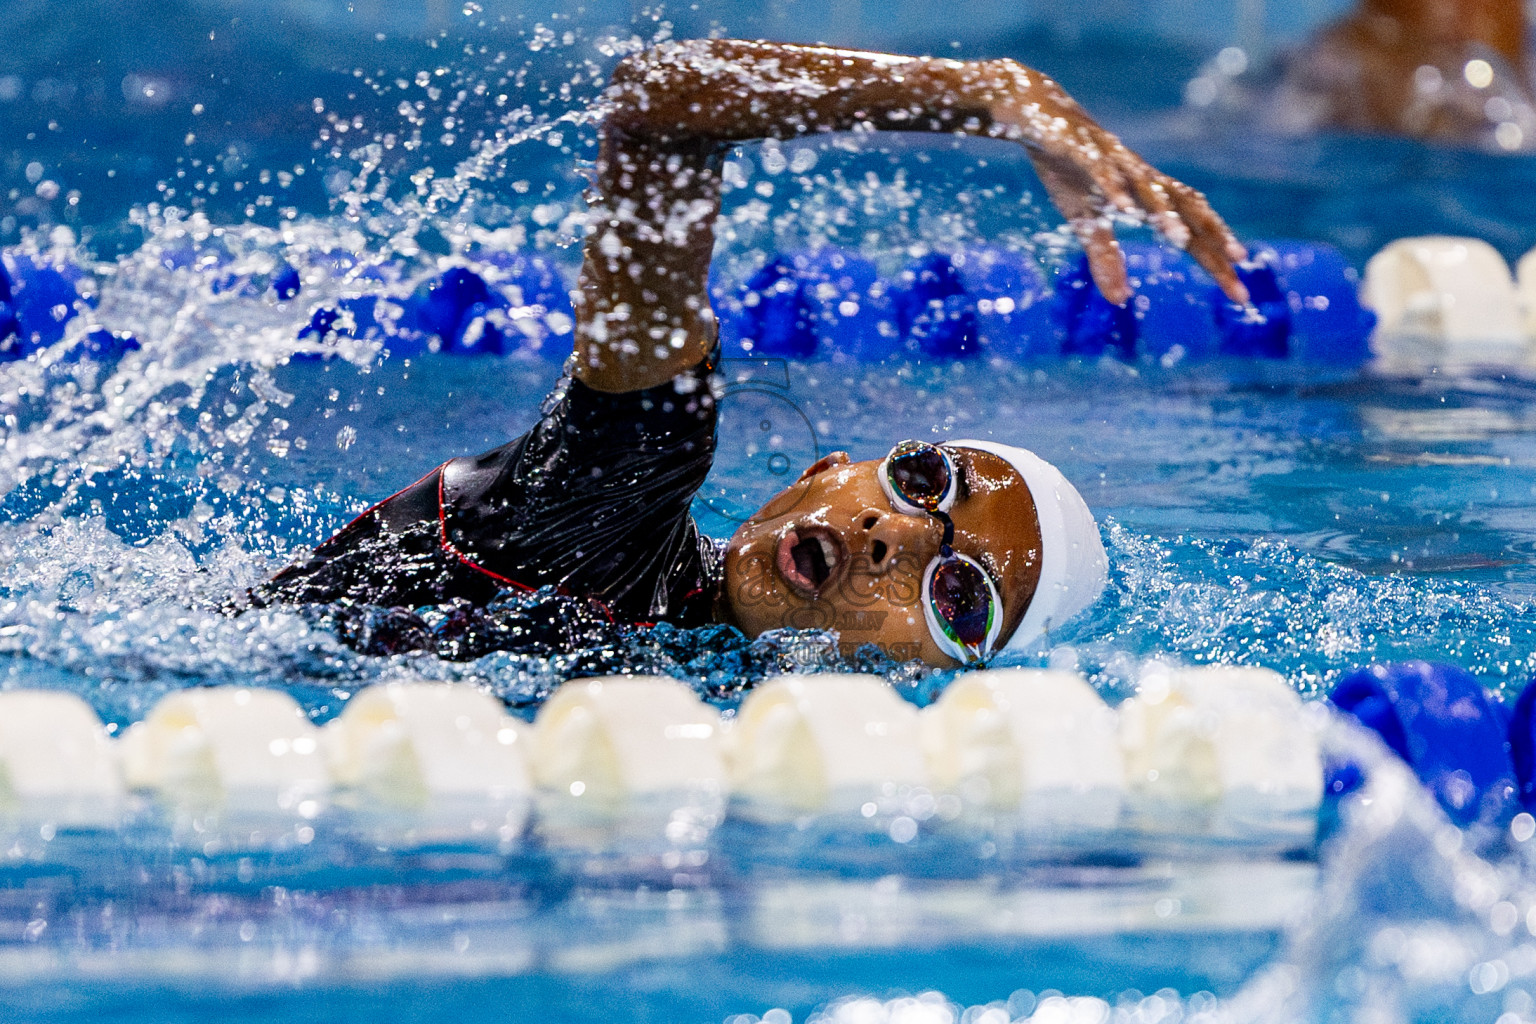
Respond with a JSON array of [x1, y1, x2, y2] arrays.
[[435, 469, 534, 592], [327, 464, 445, 540], [315, 461, 624, 626]]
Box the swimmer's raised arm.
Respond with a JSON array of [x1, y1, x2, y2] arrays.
[[575, 39, 1249, 392]]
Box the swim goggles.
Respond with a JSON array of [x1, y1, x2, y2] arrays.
[[878, 440, 1003, 665]]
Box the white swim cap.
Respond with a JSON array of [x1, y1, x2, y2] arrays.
[[949, 440, 1108, 649]]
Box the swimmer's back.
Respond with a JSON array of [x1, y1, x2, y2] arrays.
[[252, 360, 722, 624]]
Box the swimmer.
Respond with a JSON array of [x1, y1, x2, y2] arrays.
[[1277, 0, 1536, 146], [251, 39, 1249, 667]]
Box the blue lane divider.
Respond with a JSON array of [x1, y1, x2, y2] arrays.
[[1053, 260, 1137, 361], [0, 260, 20, 360], [271, 263, 302, 302], [715, 246, 1059, 361], [64, 328, 141, 363], [1214, 257, 1291, 358], [299, 255, 575, 361], [714, 248, 898, 360], [950, 246, 1058, 360], [1252, 242, 1377, 364], [805, 248, 895, 361], [476, 250, 576, 359], [1330, 661, 1518, 827], [1, 241, 1375, 365], [739, 254, 823, 358], [1503, 680, 1536, 811], [718, 239, 1374, 365], [295, 296, 393, 360], [405, 266, 513, 356], [893, 252, 981, 358], [0, 253, 90, 361], [719, 254, 815, 358], [1053, 242, 1222, 360]]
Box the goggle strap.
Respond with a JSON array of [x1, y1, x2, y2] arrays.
[[933, 510, 955, 551]]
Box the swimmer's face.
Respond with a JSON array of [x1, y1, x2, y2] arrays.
[[722, 447, 1043, 668]]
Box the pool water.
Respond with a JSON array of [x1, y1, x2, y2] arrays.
[[3, 5, 1536, 1023]]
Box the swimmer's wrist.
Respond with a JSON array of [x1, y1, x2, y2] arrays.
[[983, 68, 1091, 151]]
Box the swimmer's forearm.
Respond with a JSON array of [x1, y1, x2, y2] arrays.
[[606, 39, 1055, 151]]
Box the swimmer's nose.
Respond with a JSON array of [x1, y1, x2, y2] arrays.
[[855, 507, 939, 570]]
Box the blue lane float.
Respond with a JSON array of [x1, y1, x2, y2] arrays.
[[299, 255, 575, 361], [404, 266, 513, 356], [1053, 242, 1220, 360], [1254, 242, 1377, 364], [1, 254, 140, 364], [0, 262, 20, 360], [1503, 681, 1536, 811], [0, 253, 90, 361], [63, 327, 141, 364], [1, 240, 1374, 365], [951, 247, 1058, 360], [893, 252, 982, 359], [714, 248, 897, 360], [716, 239, 1375, 365], [1330, 661, 1518, 827], [271, 262, 302, 302], [1214, 257, 1291, 359]]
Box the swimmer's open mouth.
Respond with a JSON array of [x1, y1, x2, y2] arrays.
[[776, 526, 843, 597]]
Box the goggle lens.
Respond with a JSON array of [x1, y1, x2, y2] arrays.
[[882, 440, 1004, 663], [929, 557, 995, 649], [887, 441, 952, 511]]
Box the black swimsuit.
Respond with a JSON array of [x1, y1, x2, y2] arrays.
[[252, 356, 723, 627]]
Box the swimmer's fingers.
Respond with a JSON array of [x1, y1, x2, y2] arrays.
[[1086, 129, 1249, 306], [1116, 155, 1188, 249], [1030, 153, 1132, 305], [1072, 132, 1142, 220], [1076, 216, 1132, 307], [1162, 176, 1250, 305]]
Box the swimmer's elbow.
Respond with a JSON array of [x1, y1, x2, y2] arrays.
[[605, 40, 734, 135], [604, 47, 673, 136], [612, 38, 723, 80], [608, 50, 653, 90]]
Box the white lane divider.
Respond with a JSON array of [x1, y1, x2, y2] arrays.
[[120, 687, 327, 813], [920, 668, 1124, 829], [531, 676, 725, 805], [1363, 236, 1533, 367], [726, 674, 928, 816], [1118, 664, 1323, 834], [0, 690, 123, 823], [324, 680, 531, 806], [0, 666, 1324, 842]]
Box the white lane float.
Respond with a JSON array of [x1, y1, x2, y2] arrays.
[[1363, 236, 1532, 367], [0, 690, 124, 825], [324, 681, 531, 808], [726, 674, 928, 816], [531, 676, 725, 808], [0, 662, 1331, 849], [1516, 248, 1536, 339], [921, 668, 1124, 830], [120, 687, 327, 813], [1118, 664, 1323, 836]]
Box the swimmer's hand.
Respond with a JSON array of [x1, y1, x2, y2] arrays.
[[991, 71, 1250, 306]]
